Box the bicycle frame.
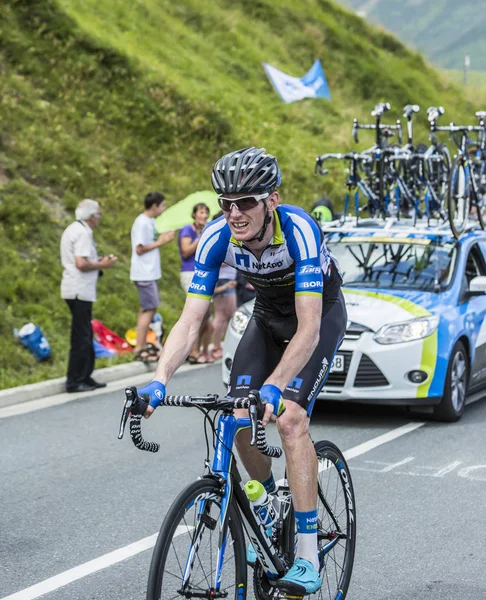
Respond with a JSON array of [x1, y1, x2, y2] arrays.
[[188, 413, 287, 593]]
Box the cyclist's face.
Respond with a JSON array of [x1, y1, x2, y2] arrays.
[[223, 192, 278, 242]]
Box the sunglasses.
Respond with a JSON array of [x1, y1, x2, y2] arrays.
[[217, 192, 270, 213]]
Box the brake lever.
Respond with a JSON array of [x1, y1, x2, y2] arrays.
[[248, 389, 263, 446], [118, 386, 149, 440]]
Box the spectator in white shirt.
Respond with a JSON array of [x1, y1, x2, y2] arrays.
[[60, 199, 117, 393], [130, 192, 176, 362]]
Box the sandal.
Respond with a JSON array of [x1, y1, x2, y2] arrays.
[[205, 353, 215, 364], [147, 344, 161, 358], [211, 348, 223, 361], [186, 354, 199, 364], [134, 349, 158, 363], [196, 354, 208, 364]]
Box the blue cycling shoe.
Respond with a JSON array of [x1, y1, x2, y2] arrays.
[[276, 558, 322, 595]]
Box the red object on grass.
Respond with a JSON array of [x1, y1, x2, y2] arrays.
[[91, 319, 133, 354]]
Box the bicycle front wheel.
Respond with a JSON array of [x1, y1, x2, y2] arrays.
[[448, 158, 470, 239], [315, 440, 356, 600], [147, 478, 247, 600]]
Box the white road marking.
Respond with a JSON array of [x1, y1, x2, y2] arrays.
[[342, 421, 424, 461], [1, 421, 424, 600]]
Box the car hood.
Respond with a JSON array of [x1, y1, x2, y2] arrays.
[[343, 288, 441, 332]]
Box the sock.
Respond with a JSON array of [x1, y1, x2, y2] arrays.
[[262, 472, 277, 495], [294, 509, 319, 571]]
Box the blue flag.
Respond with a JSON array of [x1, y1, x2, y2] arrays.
[[262, 59, 331, 103]]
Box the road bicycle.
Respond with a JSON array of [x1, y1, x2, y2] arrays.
[[315, 151, 377, 221], [418, 106, 451, 222], [352, 102, 402, 218], [315, 103, 402, 221], [378, 104, 423, 223], [118, 388, 356, 600]]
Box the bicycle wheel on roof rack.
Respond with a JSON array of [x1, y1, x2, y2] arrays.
[[471, 159, 486, 231], [448, 158, 470, 239], [378, 153, 395, 219], [425, 144, 450, 221]]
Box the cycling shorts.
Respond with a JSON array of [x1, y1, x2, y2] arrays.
[[227, 287, 347, 416]]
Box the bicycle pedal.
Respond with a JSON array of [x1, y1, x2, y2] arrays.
[[273, 593, 304, 600]]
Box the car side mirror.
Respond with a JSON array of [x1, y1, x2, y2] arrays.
[[469, 276, 486, 295]]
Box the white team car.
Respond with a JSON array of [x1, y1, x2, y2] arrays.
[[222, 220, 486, 421]]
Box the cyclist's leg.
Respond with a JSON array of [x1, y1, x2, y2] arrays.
[[276, 290, 347, 591], [229, 312, 282, 481]]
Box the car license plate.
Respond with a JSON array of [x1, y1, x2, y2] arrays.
[[330, 354, 344, 373]]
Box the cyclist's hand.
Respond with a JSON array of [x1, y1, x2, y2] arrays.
[[137, 380, 166, 418], [259, 384, 286, 426]]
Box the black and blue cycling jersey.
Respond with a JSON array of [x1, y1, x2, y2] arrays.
[[188, 204, 338, 312], [186, 203, 346, 412]]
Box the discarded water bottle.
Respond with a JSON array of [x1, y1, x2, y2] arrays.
[[244, 480, 278, 529], [149, 312, 164, 349]]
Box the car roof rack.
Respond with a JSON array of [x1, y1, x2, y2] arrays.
[[321, 216, 483, 238]]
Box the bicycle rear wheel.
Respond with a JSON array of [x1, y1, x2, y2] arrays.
[[471, 161, 486, 230], [448, 158, 470, 239], [314, 441, 356, 600], [147, 478, 247, 600]]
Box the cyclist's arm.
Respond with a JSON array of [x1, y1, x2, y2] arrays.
[[147, 220, 229, 405], [152, 295, 211, 385], [261, 207, 324, 422]]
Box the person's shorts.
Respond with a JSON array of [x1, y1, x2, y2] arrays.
[[134, 280, 160, 311], [180, 271, 193, 294], [214, 278, 236, 298], [227, 289, 347, 416]]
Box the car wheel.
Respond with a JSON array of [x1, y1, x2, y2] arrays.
[[434, 341, 468, 422]]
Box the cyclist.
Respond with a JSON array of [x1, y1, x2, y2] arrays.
[[137, 147, 347, 595]]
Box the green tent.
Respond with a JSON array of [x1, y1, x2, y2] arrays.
[[155, 190, 220, 233]]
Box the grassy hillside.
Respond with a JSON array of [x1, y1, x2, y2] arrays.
[[339, 0, 486, 71], [0, 0, 481, 388]]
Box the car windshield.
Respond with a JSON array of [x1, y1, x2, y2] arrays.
[[326, 233, 457, 292]]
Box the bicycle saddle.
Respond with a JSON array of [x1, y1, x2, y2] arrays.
[[371, 102, 391, 117], [475, 111, 486, 118], [427, 106, 445, 122], [403, 104, 420, 117]]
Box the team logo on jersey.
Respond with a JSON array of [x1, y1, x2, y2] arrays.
[[287, 377, 303, 393], [299, 265, 321, 275], [236, 375, 252, 388], [194, 269, 210, 278], [252, 260, 284, 270], [235, 254, 250, 268], [189, 283, 207, 292]]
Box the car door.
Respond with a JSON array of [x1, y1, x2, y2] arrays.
[[461, 243, 486, 390]]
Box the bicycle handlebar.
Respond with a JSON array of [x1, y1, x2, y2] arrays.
[[436, 124, 483, 133], [315, 152, 363, 175], [352, 118, 402, 144], [118, 387, 283, 458]]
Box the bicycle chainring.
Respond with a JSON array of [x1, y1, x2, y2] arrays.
[[253, 563, 275, 600]]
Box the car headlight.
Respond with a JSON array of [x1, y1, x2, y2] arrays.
[[230, 310, 250, 335], [373, 315, 439, 345]]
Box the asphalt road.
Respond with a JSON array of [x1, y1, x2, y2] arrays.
[[1, 363, 485, 600]]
